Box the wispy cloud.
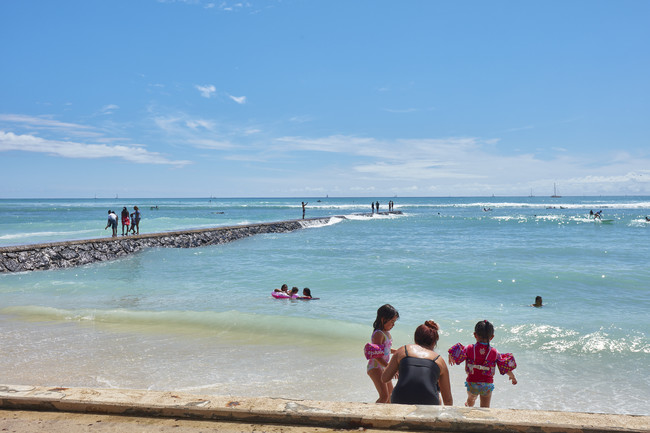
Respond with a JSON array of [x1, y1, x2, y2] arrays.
[[269, 133, 650, 195], [229, 95, 246, 104], [0, 114, 93, 132], [0, 130, 191, 166], [100, 104, 119, 115], [152, 113, 234, 150], [196, 84, 217, 98]]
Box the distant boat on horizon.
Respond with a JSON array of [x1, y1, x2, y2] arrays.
[[551, 183, 561, 198]]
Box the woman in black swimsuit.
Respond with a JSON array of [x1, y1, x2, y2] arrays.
[[381, 320, 453, 405]]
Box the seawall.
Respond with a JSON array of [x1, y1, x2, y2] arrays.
[[0, 216, 336, 274], [0, 385, 647, 433]]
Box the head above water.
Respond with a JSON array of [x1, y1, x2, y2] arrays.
[[474, 320, 495, 343], [290, 287, 299, 294], [534, 296, 543, 307], [302, 288, 311, 297], [414, 320, 440, 349], [373, 304, 399, 331], [280, 284, 288, 291]]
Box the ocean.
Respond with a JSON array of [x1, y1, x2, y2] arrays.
[[0, 197, 648, 415]]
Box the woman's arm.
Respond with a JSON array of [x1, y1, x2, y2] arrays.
[[381, 346, 402, 383], [437, 357, 453, 406]]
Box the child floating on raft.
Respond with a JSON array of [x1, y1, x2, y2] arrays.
[[448, 320, 517, 408], [273, 284, 289, 295], [271, 286, 318, 300]]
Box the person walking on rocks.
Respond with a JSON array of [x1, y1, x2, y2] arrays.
[[302, 201, 308, 219], [105, 210, 118, 237]]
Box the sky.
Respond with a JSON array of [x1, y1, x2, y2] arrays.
[[1, 0, 649, 198]]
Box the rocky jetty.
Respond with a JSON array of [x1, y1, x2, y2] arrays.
[[0, 217, 334, 273]]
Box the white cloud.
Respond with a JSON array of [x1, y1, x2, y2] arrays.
[[100, 104, 119, 115], [0, 130, 190, 166], [189, 138, 233, 149], [268, 134, 650, 195], [229, 95, 246, 104], [185, 119, 215, 130], [0, 114, 93, 132], [196, 84, 217, 98]]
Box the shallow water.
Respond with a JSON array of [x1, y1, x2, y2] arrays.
[[0, 197, 648, 414]]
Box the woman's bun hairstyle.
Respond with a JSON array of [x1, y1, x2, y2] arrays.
[[414, 319, 440, 348]]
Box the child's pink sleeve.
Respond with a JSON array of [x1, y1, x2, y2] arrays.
[[447, 343, 467, 365], [497, 353, 517, 374], [364, 343, 385, 360]]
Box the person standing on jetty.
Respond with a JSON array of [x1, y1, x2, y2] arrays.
[[105, 210, 118, 237], [376, 201, 380, 212], [130, 206, 141, 235], [301, 201, 308, 219], [371, 202, 375, 213], [120, 207, 131, 236]]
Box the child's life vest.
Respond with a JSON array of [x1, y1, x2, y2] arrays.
[[448, 342, 516, 383]]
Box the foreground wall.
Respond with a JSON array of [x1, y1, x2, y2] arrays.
[[0, 385, 647, 433], [0, 217, 334, 273]]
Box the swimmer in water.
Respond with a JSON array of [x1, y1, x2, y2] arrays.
[[531, 296, 543, 307]]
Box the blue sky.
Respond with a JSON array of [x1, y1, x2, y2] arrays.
[[1, 0, 649, 198]]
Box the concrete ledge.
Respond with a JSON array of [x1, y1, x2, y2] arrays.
[[0, 385, 646, 433]]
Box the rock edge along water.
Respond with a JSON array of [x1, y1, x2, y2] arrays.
[[0, 385, 647, 433], [0, 216, 337, 273]]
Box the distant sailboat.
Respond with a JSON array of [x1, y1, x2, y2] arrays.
[[551, 183, 561, 198]]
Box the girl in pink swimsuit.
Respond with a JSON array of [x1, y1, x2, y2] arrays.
[[365, 304, 399, 403]]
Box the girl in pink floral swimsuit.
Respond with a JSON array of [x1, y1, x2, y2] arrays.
[[448, 320, 517, 408], [365, 304, 399, 403]]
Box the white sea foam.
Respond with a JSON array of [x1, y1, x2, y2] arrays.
[[299, 216, 345, 228], [0, 229, 98, 240]]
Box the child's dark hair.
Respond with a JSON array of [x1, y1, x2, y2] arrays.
[[475, 320, 494, 342], [373, 304, 399, 331], [303, 288, 311, 297]]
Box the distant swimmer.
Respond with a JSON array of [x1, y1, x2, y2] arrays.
[[531, 296, 543, 308], [646, 216, 650, 222], [483, 207, 492, 212]]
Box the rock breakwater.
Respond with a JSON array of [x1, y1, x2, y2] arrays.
[[0, 217, 334, 274]]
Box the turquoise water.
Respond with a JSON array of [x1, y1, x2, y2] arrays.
[[0, 197, 649, 415]]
